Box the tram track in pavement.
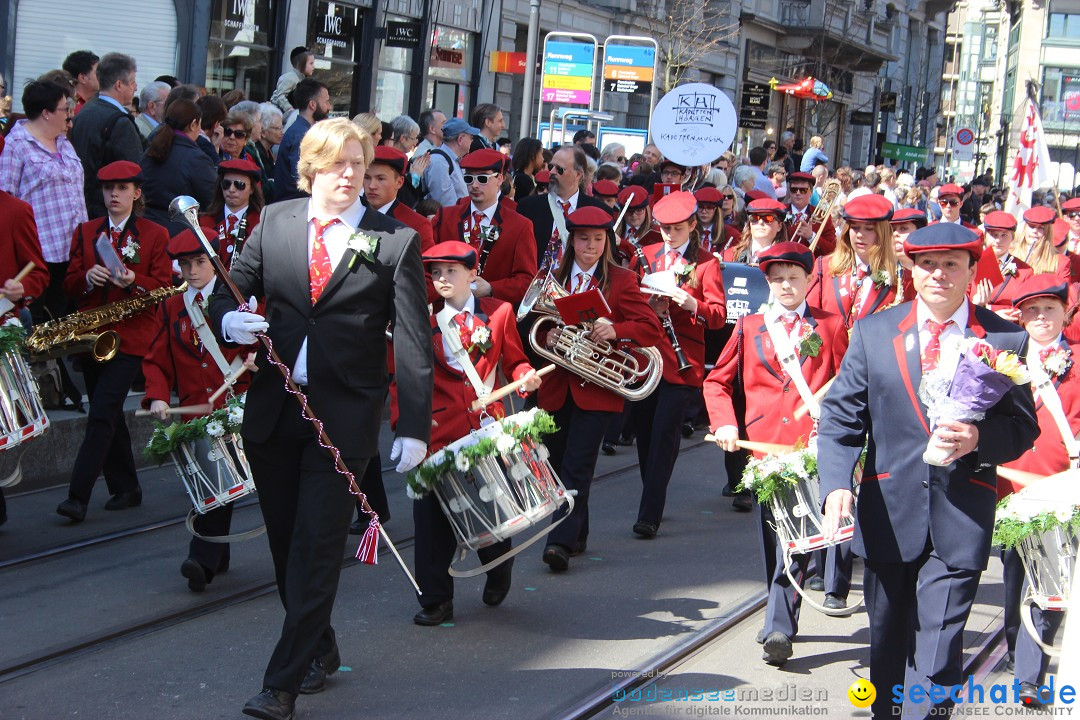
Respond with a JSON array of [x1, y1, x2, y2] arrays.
[[0, 440, 708, 686]]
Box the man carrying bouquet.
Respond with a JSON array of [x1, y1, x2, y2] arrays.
[[818, 223, 1038, 719]]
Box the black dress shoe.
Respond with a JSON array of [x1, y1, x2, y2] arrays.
[[615, 434, 635, 446], [413, 600, 454, 626], [755, 627, 766, 644], [732, 493, 753, 512], [822, 594, 846, 610], [633, 521, 658, 538], [242, 688, 296, 720], [103, 488, 142, 510], [806, 576, 826, 592], [1005, 652, 1016, 674], [762, 632, 793, 666], [56, 497, 87, 522], [681, 421, 695, 438], [721, 483, 735, 497], [601, 441, 617, 456], [0, 510, 8, 527], [348, 518, 365, 535], [1018, 681, 1048, 706], [181, 559, 208, 592], [570, 541, 588, 557], [482, 564, 512, 606], [299, 643, 340, 694], [542, 544, 570, 572]]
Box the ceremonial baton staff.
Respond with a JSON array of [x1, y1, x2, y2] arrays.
[[169, 195, 421, 593]]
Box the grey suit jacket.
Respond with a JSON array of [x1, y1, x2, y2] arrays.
[[69, 96, 143, 218], [209, 197, 433, 457]]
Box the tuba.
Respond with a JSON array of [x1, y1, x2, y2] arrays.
[[521, 275, 662, 401]]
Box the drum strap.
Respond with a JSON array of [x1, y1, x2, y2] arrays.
[[436, 307, 495, 401], [185, 509, 266, 543], [1029, 361, 1080, 464], [763, 312, 820, 421], [547, 192, 570, 250], [186, 292, 244, 380]]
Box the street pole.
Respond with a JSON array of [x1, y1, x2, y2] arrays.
[[520, 0, 541, 138]]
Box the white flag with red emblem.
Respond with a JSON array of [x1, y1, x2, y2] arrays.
[[1005, 98, 1053, 217]]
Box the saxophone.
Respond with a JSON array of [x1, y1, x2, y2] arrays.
[[27, 283, 186, 362]]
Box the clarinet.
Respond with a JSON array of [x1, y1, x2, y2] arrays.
[[637, 242, 692, 373], [234, 216, 249, 258]]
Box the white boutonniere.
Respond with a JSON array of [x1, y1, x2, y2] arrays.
[[674, 259, 694, 277], [120, 238, 140, 264], [347, 231, 378, 269], [1002, 259, 1018, 277], [480, 225, 500, 243], [870, 268, 891, 288], [468, 325, 492, 354], [1041, 346, 1072, 379]]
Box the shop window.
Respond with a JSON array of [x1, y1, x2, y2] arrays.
[[206, 0, 276, 100], [309, 0, 366, 115]]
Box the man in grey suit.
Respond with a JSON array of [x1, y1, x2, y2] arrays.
[[68, 53, 143, 218], [209, 118, 433, 720], [134, 81, 170, 146], [818, 223, 1038, 719]]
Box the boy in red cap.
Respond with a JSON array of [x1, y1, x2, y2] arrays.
[[363, 146, 434, 253], [393, 240, 541, 626], [933, 183, 982, 236], [142, 229, 256, 591], [971, 210, 1030, 315], [704, 241, 848, 666], [199, 158, 265, 271], [57, 160, 173, 522], [615, 185, 661, 270], [785, 171, 835, 256], [429, 148, 538, 305], [1061, 196, 1080, 253]]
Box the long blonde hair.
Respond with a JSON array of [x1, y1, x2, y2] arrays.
[[1014, 228, 1059, 274], [828, 219, 897, 279]]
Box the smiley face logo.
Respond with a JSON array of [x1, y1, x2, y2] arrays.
[[848, 678, 876, 708]]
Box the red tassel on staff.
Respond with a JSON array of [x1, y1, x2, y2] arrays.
[[355, 519, 380, 564]]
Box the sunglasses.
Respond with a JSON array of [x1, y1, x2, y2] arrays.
[[722, 194, 735, 200], [222, 128, 249, 139], [1068, 212, 1080, 220], [940, 198, 962, 207], [750, 214, 778, 224], [616, 156, 626, 162], [463, 173, 497, 185], [788, 186, 810, 194], [221, 179, 248, 191], [551, 165, 567, 175]]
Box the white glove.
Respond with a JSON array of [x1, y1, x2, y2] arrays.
[[221, 296, 267, 344], [391, 436, 427, 473]]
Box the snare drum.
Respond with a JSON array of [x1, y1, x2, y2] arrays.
[[171, 433, 255, 514], [0, 349, 49, 451], [421, 411, 570, 573]]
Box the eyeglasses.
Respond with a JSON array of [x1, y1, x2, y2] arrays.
[[463, 173, 497, 185], [551, 165, 567, 175], [1067, 212, 1080, 220], [616, 156, 626, 163], [222, 128, 249, 139], [750, 214, 778, 224], [221, 179, 248, 191], [940, 198, 962, 207], [788, 186, 810, 194]]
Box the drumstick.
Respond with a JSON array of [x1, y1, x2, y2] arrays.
[[703, 435, 794, 456], [794, 378, 835, 420], [135, 403, 213, 417], [207, 365, 249, 404], [10, 262, 35, 284], [469, 365, 556, 412], [995, 465, 1043, 489]]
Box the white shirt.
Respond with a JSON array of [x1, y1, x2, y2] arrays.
[[109, 215, 131, 236], [293, 197, 367, 384], [374, 201, 393, 215], [554, 190, 581, 214], [185, 276, 216, 307], [436, 294, 477, 371], [1026, 334, 1064, 366], [915, 298, 968, 376]]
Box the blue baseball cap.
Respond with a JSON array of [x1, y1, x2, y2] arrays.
[[442, 118, 482, 139]]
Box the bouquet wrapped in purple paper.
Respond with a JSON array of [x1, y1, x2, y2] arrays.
[[918, 337, 1029, 466]]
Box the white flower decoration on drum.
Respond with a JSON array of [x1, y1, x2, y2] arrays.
[[205, 420, 225, 438], [227, 406, 244, 425], [496, 433, 516, 454], [405, 485, 422, 500], [454, 453, 471, 472]]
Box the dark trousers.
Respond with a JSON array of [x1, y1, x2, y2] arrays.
[[68, 352, 141, 503], [188, 504, 234, 579], [354, 451, 390, 520], [412, 492, 511, 607], [633, 380, 693, 526], [864, 546, 981, 720], [0, 486, 5, 522], [755, 474, 776, 587], [1002, 547, 1063, 685], [726, 447, 750, 497], [764, 539, 811, 640], [245, 407, 367, 695], [29, 261, 72, 324], [810, 543, 854, 598], [603, 402, 634, 444], [545, 400, 613, 552]]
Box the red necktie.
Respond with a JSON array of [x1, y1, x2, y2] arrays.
[[1040, 346, 1058, 364], [111, 227, 122, 246], [701, 229, 711, 248], [664, 250, 682, 272], [227, 215, 238, 237], [573, 272, 591, 294], [470, 211, 485, 248], [922, 319, 953, 372], [309, 218, 340, 303], [453, 311, 472, 349], [559, 200, 571, 217], [780, 313, 799, 337]]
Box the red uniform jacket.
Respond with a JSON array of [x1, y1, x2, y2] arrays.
[[63, 216, 172, 357], [537, 264, 665, 414], [703, 305, 848, 455], [387, 199, 435, 253], [807, 256, 913, 327], [978, 256, 1033, 312], [431, 201, 538, 305], [199, 209, 262, 271], [0, 191, 49, 307], [785, 204, 836, 256], [1001, 340, 1080, 495], [142, 289, 252, 418], [629, 244, 727, 386]]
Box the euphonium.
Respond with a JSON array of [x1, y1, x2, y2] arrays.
[[521, 275, 662, 401], [26, 283, 186, 362]]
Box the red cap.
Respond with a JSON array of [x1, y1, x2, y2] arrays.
[[97, 160, 142, 183], [694, 187, 723, 205], [903, 223, 982, 260], [592, 179, 619, 198], [460, 149, 505, 173], [218, 158, 261, 179], [1012, 274, 1069, 307], [371, 146, 408, 176], [744, 190, 771, 202], [1024, 206, 1057, 226], [982, 210, 1017, 231], [937, 183, 964, 198], [842, 194, 893, 222], [890, 208, 927, 226], [535, 169, 551, 184], [1062, 197, 1080, 213], [1054, 218, 1070, 247], [787, 172, 814, 185], [567, 206, 615, 231], [653, 191, 698, 224], [746, 198, 787, 215], [422, 240, 477, 270], [758, 241, 814, 274], [167, 229, 217, 258], [618, 185, 650, 210]]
